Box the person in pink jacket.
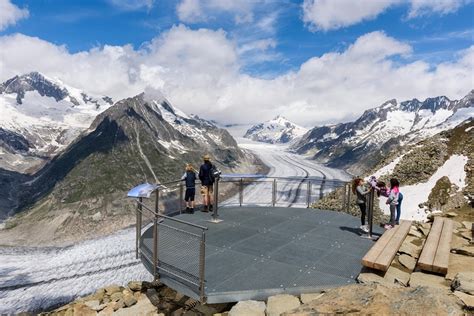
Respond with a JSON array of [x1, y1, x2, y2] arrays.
[[385, 178, 400, 229]]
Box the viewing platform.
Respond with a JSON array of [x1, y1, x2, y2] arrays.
[[128, 175, 381, 303], [139, 206, 380, 303]]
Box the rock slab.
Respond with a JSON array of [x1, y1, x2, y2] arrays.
[[228, 300, 266, 316], [452, 272, 474, 295], [283, 284, 464, 315], [266, 294, 301, 316], [453, 291, 474, 310], [300, 293, 324, 304], [398, 254, 417, 271], [409, 272, 448, 289]]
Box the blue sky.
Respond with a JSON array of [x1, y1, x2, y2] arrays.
[[6, 0, 473, 75], [0, 0, 473, 125]]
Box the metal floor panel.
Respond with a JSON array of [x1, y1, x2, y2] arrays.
[[140, 206, 380, 304]]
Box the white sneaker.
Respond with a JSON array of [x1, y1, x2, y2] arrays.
[[362, 225, 369, 233]]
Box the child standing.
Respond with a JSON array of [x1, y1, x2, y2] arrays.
[[181, 164, 197, 214], [385, 178, 400, 229]]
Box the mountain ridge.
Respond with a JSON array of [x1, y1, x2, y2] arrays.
[[292, 90, 474, 174], [244, 115, 308, 144]]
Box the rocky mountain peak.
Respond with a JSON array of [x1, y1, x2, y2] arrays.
[[244, 115, 308, 144], [0, 71, 70, 104]]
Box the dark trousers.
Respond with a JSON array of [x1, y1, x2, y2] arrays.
[[358, 203, 366, 225]]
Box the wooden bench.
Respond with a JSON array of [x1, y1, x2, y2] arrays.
[[417, 217, 453, 275], [362, 220, 412, 271]]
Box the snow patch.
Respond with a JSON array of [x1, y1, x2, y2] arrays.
[[378, 154, 468, 222]]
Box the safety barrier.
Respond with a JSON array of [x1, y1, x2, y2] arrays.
[[128, 174, 377, 302]]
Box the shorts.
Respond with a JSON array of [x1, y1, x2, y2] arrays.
[[201, 185, 213, 195], [185, 188, 195, 201]]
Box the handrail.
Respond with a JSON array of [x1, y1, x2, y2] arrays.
[[137, 200, 208, 230]]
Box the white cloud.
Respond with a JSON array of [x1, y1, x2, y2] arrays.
[[176, 0, 204, 23], [106, 0, 155, 11], [0, 0, 29, 31], [176, 0, 261, 24], [302, 0, 472, 31], [0, 29, 472, 128], [407, 0, 472, 18], [302, 0, 396, 31]]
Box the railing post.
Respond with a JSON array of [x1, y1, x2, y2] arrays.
[[136, 197, 142, 259], [210, 178, 223, 223], [179, 183, 184, 214], [319, 176, 326, 200], [239, 178, 243, 207], [199, 230, 206, 303], [341, 184, 346, 211], [272, 179, 277, 207], [368, 189, 374, 237], [306, 180, 311, 208], [347, 184, 351, 211], [155, 190, 161, 215], [153, 214, 158, 280]]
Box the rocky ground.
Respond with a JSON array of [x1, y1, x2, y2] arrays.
[[34, 207, 473, 316]]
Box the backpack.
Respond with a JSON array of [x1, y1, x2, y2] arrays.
[[208, 164, 217, 183]]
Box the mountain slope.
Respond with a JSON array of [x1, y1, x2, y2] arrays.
[[312, 118, 473, 223], [0, 72, 113, 173], [292, 91, 474, 174], [0, 93, 261, 245], [244, 115, 308, 144]]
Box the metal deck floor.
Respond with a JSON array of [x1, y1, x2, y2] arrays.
[[141, 207, 382, 303]]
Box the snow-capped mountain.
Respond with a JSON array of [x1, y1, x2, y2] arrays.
[[292, 91, 474, 174], [0, 92, 257, 243], [0, 72, 113, 172], [244, 115, 308, 144]]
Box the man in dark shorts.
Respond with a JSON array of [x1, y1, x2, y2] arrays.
[[198, 154, 214, 212], [181, 163, 196, 213]]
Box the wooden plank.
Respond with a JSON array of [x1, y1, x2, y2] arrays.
[[432, 219, 453, 275], [418, 217, 444, 272], [373, 220, 412, 271], [361, 226, 398, 268]]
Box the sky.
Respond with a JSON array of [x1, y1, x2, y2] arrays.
[[0, 0, 473, 126]]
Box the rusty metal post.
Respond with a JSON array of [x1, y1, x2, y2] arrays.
[[199, 230, 206, 303], [272, 179, 277, 207], [306, 180, 311, 208], [155, 189, 162, 215], [347, 184, 352, 211], [179, 183, 184, 214], [152, 214, 158, 280], [210, 178, 223, 223], [319, 176, 326, 200], [239, 178, 243, 207], [136, 197, 143, 259], [368, 189, 374, 237]]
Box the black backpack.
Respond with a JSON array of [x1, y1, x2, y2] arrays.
[[209, 164, 217, 183]]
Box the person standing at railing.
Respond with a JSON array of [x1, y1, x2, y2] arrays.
[[181, 163, 197, 214], [199, 154, 215, 213], [352, 178, 371, 233]]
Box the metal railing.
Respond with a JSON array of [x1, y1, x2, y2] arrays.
[[128, 175, 377, 302], [128, 184, 208, 302]]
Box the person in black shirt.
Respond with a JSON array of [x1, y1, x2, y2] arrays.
[[198, 154, 214, 212], [181, 163, 197, 213]]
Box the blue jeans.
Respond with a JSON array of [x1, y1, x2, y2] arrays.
[[396, 193, 403, 224]]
